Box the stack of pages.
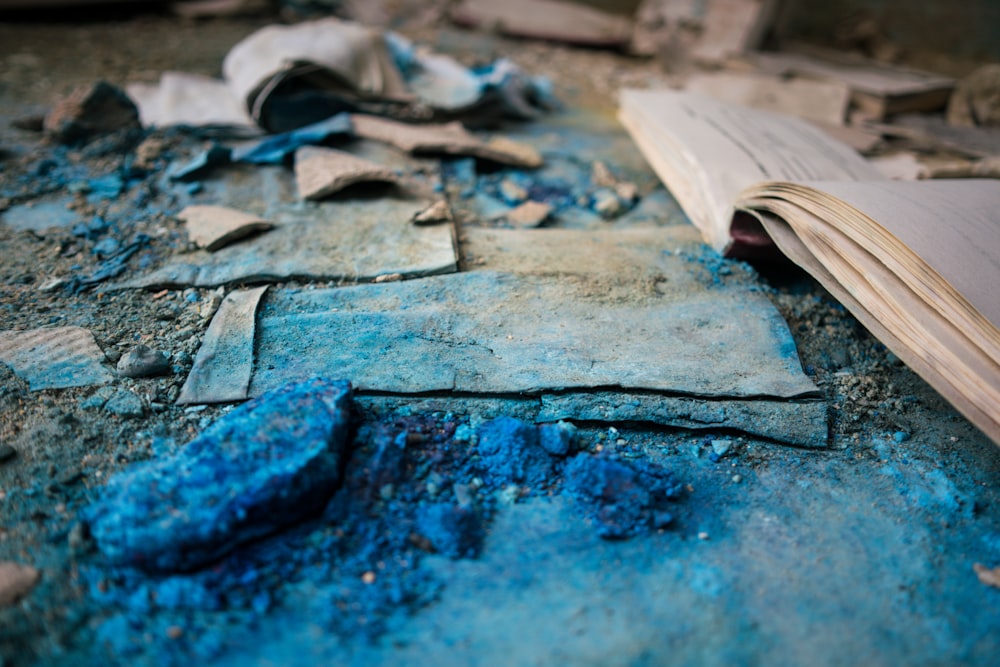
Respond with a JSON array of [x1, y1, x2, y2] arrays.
[[620, 89, 1000, 445]]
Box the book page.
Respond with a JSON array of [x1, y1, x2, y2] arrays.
[[756, 210, 1000, 445], [619, 89, 884, 251], [791, 179, 1000, 328]]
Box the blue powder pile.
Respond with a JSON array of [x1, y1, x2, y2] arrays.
[[82, 409, 683, 663], [476, 415, 564, 488], [416, 503, 484, 559], [564, 452, 683, 539]]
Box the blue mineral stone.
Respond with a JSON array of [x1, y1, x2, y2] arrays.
[[538, 420, 577, 456], [86, 377, 354, 572]]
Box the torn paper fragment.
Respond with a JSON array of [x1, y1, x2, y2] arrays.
[[126, 71, 257, 131], [178, 286, 267, 404], [351, 114, 543, 167], [294, 145, 400, 200], [178, 205, 274, 251], [0, 327, 113, 390]]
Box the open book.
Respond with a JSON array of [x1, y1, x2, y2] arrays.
[[619, 89, 1000, 446]]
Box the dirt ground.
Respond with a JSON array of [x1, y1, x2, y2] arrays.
[[1, 7, 999, 667]]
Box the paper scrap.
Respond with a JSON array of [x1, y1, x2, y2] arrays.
[[294, 145, 400, 200], [351, 114, 543, 167], [178, 286, 268, 404], [178, 205, 274, 252], [0, 326, 113, 390]]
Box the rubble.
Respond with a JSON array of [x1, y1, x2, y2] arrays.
[[43, 81, 140, 144]]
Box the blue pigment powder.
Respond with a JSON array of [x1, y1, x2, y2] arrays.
[[564, 452, 683, 539], [81, 406, 682, 662]]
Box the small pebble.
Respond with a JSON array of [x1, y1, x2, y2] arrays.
[[166, 626, 184, 640], [0, 561, 40, 607], [498, 484, 521, 505], [199, 292, 223, 320], [698, 532, 710, 541], [592, 187, 622, 218], [103, 389, 145, 419], [711, 439, 733, 457], [893, 431, 910, 443], [732, 475, 743, 484], [0, 445, 16, 464], [506, 200, 551, 228], [499, 178, 527, 204], [117, 345, 171, 378], [453, 482, 473, 507], [361, 571, 376, 585]]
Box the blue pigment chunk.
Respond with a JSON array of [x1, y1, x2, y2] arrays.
[[416, 503, 483, 559], [564, 453, 682, 539], [476, 416, 554, 487], [86, 377, 354, 572], [538, 420, 577, 456]]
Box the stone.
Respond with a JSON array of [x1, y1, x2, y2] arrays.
[[43, 81, 140, 144], [103, 389, 145, 418], [86, 377, 353, 572], [177, 205, 274, 252], [412, 200, 453, 225], [538, 420, 576, 456], [506, 200, 552, 228], [117, 345, 171, 378], [711, 439, 733, 457], [0, 561, 40, 607], [499, 179, 527, 204], [592, 187, 622, 218]]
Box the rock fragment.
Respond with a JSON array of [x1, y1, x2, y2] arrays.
[[538, 420, 576, 456], [104, 389, 145, 418], [974, 562, 1000, 589], [506, 200, 552, 228], [351, 114, 543, 168], [86, 377, 353, 572], [116, 345, 171, 378], [43, 81, 140, 144], [411, 199, 453, 225], [0, 562, 40, 607]]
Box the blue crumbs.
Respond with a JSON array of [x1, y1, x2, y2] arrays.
[[564, 453, 682, 539]]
